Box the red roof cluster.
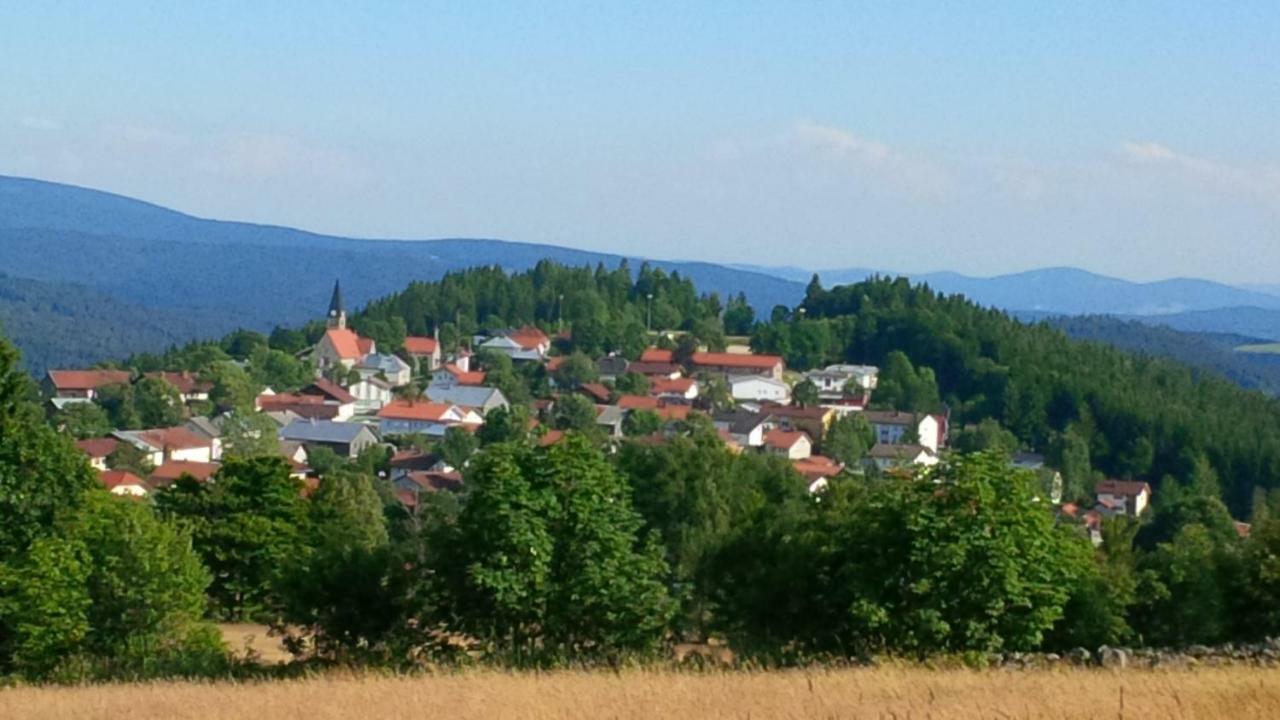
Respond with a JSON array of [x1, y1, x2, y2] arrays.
[[133, 427, 212, 451], [76, 437, 120, 459], [258, 393, 341, 419], [150, 460, 221, 486], [403, 336, 439, 356], [377, 399, 461, 422], [509, 326, 550, 351], [47, 370, 132, 391], [98, 469, 148, 492], [640, 348, 675, 363], [302, 378, 356, 405], [764, 428, 810, 450], [691, 352, 784, 370], [323, 328, 373, 360], [439, 364, 487, 386]]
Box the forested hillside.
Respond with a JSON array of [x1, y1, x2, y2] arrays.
[[1045, 316, 1280, 396], [0, 274, 233, 375], [742, 277, 1280, 514], [351, 266, 1280, 513]]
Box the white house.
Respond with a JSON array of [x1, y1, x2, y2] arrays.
[[430, 364, 487, 389], [349, 375, 394, 413], [1095, 480, 1153, 517], [650, 377, 699, 402], [730, 376, 791, 405], [863, 411, 944, 453], [867, 443, 939, 471], [298, 380, 358, 421], [713, 410, 769, 448], [806, 364, 879, 399], [403, 336, 442, 373], [764, 429, 812, 460], [44, 369, 132, 400], [376, 399, 483, 437], [356, 353, 412, 387], [113, 427, 216, 466], [477, 326, 551, 362], [98, 470, 151, 497], [424, 385, 509, 415]]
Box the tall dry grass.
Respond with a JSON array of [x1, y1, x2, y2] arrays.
[[3, 667, 1279, 719]]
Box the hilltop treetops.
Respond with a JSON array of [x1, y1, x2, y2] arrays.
[[7, 262, 1280, 680]]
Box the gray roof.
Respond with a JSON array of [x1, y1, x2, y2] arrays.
[[425, 385, 507, 410], [280, 419, 375, 444], [713, 409, 767, 435], [597, 356, 629, 376], [358, 353, 410, 374], [184, 416, 223, 440], [596, 405, 626, 427]]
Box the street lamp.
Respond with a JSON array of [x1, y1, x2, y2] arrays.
[[646, 293, 654, 333], [558, 293, 564, 330]]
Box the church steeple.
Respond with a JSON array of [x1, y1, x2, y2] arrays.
[[327, 279, 346, 329]]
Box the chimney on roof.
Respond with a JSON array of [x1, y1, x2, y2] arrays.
[[327, 279, 347, 330]]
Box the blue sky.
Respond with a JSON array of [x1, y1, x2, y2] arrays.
[[1, 2, 1277, 282]]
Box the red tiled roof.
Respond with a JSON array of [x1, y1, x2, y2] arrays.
[[76, 437, 120, 458], [617, 395, 660, 410], [403, 336, 439, 355], [579, 383, 612, 403], [765, 428, 810, 450], [258, 394, 340, 420], [510, 326, 550, 350], [133, 427, 212, 451], [1095, 480, 1151, 498], [357, 337, 375, 356], [404, 470, 463, 492], [145, 371, 212, 396], [323, 328, 367, 360], [545, 356, 567, 372], [640, 348, 675, 363], [390, 449, 441, 470], [47, 370, 131, 391], [395, 488, 419, 508], [691, 352, 784, 370], [377, 399, 458, 421], [793, 455, 844, 481], [149, 460, 220, 486], [440, 364, 487, 386], [302, 378, 356, 405], [657, 405, 692, 421], [98, 469, 147, 491]]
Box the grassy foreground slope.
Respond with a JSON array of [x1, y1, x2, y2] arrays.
[[4, 668, 1278, 720]]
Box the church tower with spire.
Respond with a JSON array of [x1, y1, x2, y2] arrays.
[[327, 279, 346, 329]]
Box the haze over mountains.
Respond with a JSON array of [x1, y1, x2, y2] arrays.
[[1, 174, 1278, 373]]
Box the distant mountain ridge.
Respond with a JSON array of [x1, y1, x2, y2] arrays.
[[0, 175, 806, 372], [735, 261, 1280, 317], [3, 174, 1279, 371], [737, 263, 1280, 340]]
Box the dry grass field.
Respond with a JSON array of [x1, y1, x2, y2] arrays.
[[3, 666, 1279, 720]]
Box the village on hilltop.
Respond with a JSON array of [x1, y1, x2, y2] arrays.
[[46, 280, 1158, 543]]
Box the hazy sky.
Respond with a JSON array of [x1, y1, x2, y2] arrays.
[[2, 2, 1277, 283]]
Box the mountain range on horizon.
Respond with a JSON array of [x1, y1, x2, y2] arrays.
[[2, 174, 1279, 373]]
